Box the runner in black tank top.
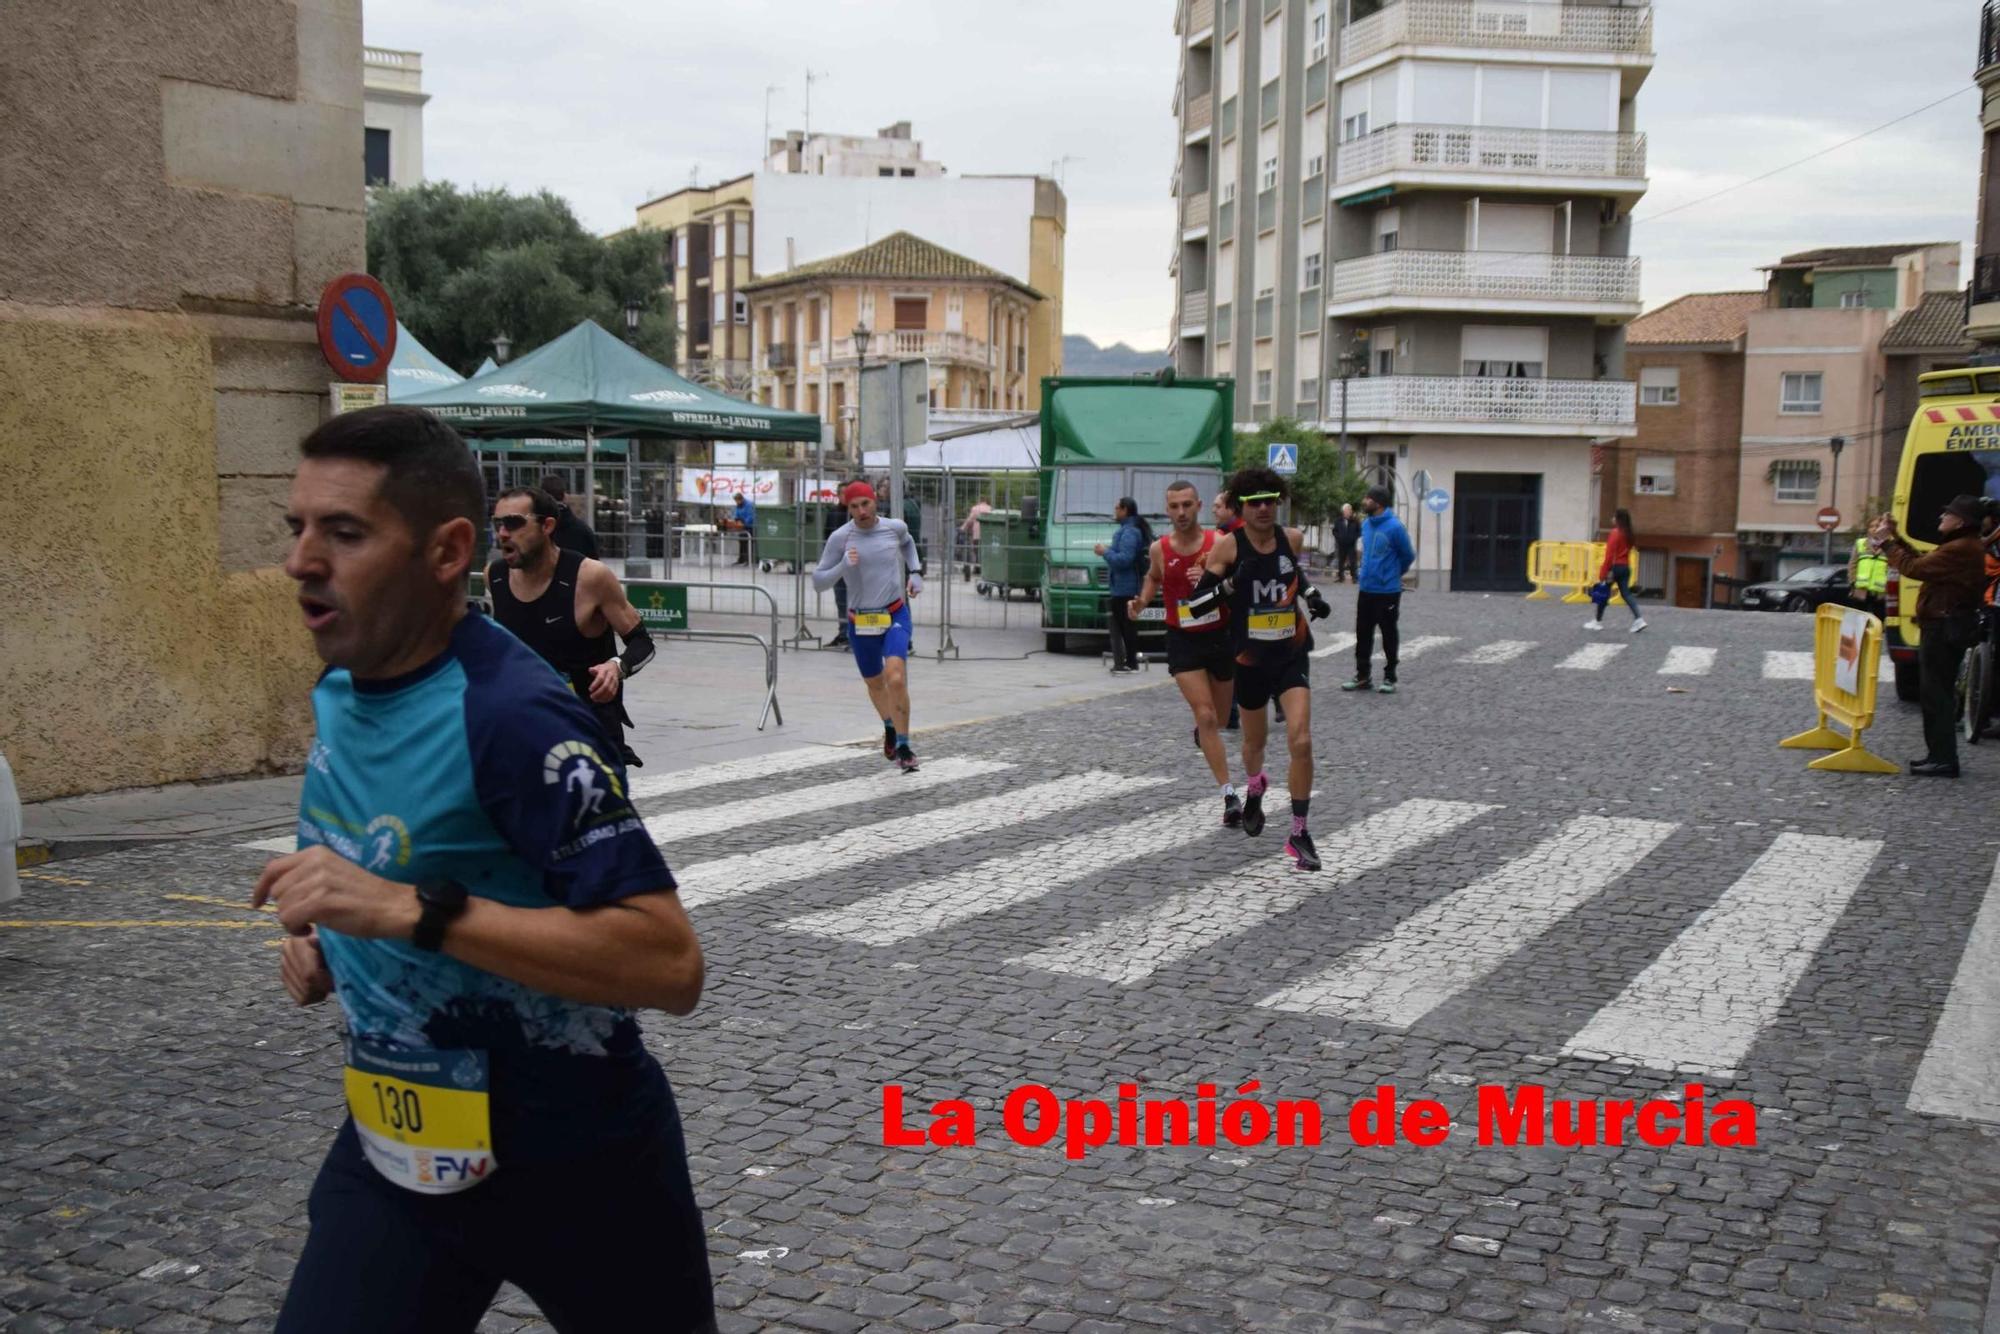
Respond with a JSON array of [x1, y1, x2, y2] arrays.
[[488, 487, 657, 768], [1182, 466, 1331, 870]]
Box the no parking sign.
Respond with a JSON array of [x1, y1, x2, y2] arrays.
[[316, 273, 398, 383]]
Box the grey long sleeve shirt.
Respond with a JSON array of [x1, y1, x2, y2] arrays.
[[812, 517, 920, 608]]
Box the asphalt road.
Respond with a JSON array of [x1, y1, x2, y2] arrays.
[[6, 592, 2000, 1332]]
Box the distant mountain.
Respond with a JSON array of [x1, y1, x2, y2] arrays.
[[1063, 335, 1170, 377]]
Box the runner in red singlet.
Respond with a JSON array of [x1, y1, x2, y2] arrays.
[[1132, 480, 1241, 827]]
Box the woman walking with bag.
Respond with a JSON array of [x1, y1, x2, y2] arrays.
[[1586, 508, 1647, 633]]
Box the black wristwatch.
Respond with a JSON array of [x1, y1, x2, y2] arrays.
[[411, 878, 469, 952]]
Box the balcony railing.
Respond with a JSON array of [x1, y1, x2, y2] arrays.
[[1330, 250, 1641, 310], [1186, 91, 1213, 136], [1337, 123, 1646, 185], [765, 343, 795, 370], [1183, 191, 1211, 231], [1326, 374, 1636, 430], [1182, 290, 1211, 328], [827, 331, 990, 366], [1188, 0, 1216, 35], [1973, 254, 2000, 307], [1224, 0, 1240, 35], [1340, 0, 1653, 67], [1256, 187, 1277, 231], [1220, 95, 1237, 140]]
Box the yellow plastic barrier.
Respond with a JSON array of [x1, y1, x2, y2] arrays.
[[1525, 541, 1611, 603], [1778, 605, 1898, 775]]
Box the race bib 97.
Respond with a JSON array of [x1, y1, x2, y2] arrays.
[[1247, 608, 1297, 641]]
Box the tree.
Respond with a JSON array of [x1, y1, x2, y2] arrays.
[[365, 182, 676, 373], [1234, 417, 1367, 527]]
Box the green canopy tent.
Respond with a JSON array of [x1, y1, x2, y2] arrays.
[[398, 318, 821, 533], [384, 321, 465, 401], [472, 356, 499, 378]]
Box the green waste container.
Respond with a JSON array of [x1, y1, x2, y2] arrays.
[[757, 501, 839, 572], [976, 510, 1043, 601]]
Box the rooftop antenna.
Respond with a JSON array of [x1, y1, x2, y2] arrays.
[[1052, 155, 1083, 190], [804, 68, 828, 141], [763, 84, 782, 164]]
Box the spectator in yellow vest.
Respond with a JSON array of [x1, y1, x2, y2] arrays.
[[1848, 532, 1887, 618]]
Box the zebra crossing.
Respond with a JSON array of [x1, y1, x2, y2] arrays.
[[222, 685, 1977, 1121], [450, 739, 1997, 1127], [1298, 630, 1893, 681]]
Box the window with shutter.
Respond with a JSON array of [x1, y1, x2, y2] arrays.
[[893, 297, 928, 331]]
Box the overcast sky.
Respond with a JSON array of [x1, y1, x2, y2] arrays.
[[371, 0, 1983, 350]]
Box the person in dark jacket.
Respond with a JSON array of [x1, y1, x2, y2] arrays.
[[1332, 503, 1362, 583], [1095, 497, 1154, 672], [1873, 494, 1991, 777], [541, 474, 600, 559]]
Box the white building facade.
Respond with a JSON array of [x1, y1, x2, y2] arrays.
[[1170, 0, 1651, 588], [362, 46, 426, 188]]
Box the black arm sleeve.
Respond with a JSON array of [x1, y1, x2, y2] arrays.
[[618, 623, 656, 678], [1184, 567, 1232, 620]]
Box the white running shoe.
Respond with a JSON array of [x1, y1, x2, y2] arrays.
[[1583, 620, 1602, 631], [1630, 617, 1648, 633]]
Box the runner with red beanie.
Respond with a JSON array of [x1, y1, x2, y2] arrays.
[[812, 481, 925, 771]]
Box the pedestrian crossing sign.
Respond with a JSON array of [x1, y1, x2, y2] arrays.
[[1267, 443, 1298, 474]]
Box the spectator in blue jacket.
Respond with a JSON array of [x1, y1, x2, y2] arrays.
[[731, 492, 756, 565], [1095, 497, 1155, 672], [1342, 485, 1417, 694]]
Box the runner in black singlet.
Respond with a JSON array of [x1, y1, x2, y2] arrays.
[[1182, 466, 1331, 871], [488, 487, 655, 768]]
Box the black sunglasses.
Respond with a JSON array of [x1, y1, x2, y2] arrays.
[[492, 514, 534, 532]]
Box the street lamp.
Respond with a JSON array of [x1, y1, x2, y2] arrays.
[[492, 330, 512, 364], [851, 323, 873, 364], [1823, 434, 1847, 564], [623, 300, 643, 343]]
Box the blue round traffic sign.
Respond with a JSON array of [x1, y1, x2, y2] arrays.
[[1424, 488, 1450, 514], [316, 273, 398, 383]]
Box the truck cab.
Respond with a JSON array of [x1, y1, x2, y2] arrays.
[[1037, 376, 1235, 654]]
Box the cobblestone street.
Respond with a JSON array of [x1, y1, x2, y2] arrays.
[[8, 594, 2000, 1332]]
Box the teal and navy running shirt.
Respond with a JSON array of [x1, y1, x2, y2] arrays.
[[296, 612, 671, 1070]]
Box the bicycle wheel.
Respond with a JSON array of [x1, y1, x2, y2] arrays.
[[1961, 645, 1985, 745]]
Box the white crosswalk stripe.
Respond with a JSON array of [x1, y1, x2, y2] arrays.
[[1762, 650, 1814, 680], [1558, 643, 1625, 671], [1561, 833, 1881, 1076], [1012, 799, 1494, 985], [673, 770, 1154, 910], [239, 832, 298, 854], [1908, 852, 2000, 1125], [627, 745, 866, 802], [1762, 648, 1895, 683], [1458, 640, 1536, 665], [1393, 635, 1457, 661], [779, 797, 1222, 946], [1659, 646, 1716, 676], [1259, 815, 1678, 1027], [1310, 632, 1357, 660], [645, 756, 1011, 846]]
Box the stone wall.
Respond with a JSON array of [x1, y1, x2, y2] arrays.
[[0, 0, 365, 800]]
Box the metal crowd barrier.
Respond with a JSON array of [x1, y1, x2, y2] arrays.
[[626, 579, 784, 731]]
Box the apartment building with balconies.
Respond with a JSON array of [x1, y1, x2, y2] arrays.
[[634, 175, 756, 393], [1168, 0, 1651, 589], [1966, 0, 2000, 354], [741, 232, 1043, 452]]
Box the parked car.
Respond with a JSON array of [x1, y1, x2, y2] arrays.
[[1737, 565, 1852, 613]]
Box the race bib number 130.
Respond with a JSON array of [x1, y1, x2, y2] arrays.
[[343, 1039, 496, 1195]]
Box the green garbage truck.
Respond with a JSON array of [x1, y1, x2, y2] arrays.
[[1038, 375, 1235, 654]]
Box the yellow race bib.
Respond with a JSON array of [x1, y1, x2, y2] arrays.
[[344, 1040, 496, 1194], [1247, 608, 1297, 641], [851, 611, 893, 637], [1175, 600, 1220, 629]]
